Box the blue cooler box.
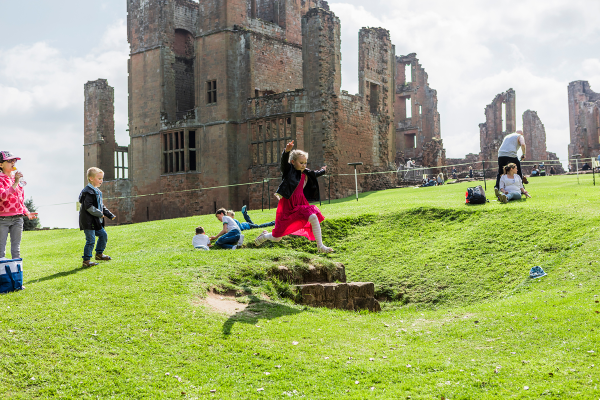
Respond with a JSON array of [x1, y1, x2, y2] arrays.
[[0, 258, 24, 293]]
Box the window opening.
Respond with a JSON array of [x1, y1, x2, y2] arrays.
[[251, 117, 294, 166], [207, 80, 217, 104], [114, 147, 129, 179], [162, 131, 186, 174], [188, 130, 197, 171], [405, 97, 412, 119], [369, 83, 379, 114], [502, 102, 507, 132], [405, 63, 412, 83]]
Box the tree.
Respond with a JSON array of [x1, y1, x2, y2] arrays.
[[23, 198, 40, 231]]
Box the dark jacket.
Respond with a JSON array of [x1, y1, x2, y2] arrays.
[[275, 150, 326, 202], [78, 186, 115, 231]]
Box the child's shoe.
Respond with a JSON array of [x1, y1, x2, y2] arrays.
[[231, 245, 237, 250], [318, 245, 334, 254], [238, 234, 244, 246], [82, 260, 99, 267], [95, 253, 112, 261], [494, 187, 500, 199], [241, 205, 247, 214], [255, 230, 268, 246]]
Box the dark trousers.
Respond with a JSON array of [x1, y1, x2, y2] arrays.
[[495, 156, 523, 189]]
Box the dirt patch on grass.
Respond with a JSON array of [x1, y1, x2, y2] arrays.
[[202, 292, 249, 315]]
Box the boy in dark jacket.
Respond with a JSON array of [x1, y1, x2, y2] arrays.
[[79, 167, 116, 267]]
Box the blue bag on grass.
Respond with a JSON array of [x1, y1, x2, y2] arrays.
[[0, 258, 24, 293]]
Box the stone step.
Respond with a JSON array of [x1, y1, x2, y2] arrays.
[[272, 262, 346, 284], [295, 282, 381, 312]]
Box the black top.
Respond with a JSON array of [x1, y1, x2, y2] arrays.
[[78, 186, 115, 231], [275, 150, 326, 202]]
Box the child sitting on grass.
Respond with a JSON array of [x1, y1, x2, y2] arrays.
[[254, 140, 332, 253], [78, 167, 116, 267], [192, 226, 210, 250], [210, 208, 240, 250]]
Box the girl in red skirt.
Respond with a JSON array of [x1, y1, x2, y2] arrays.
[[254, 140, 333, 253]]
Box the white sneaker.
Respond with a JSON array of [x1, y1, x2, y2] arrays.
[[318, 245, 334, 254], [238, 234, 244, 246], [255, 230, 268, 246], [231, 245, 237, 250]]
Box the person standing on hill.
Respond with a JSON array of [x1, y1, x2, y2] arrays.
[[494, 130, 528, 198], [254, 140, 332, 253]]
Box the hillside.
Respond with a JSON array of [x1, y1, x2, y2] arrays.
[[1, 174, 599, 399]]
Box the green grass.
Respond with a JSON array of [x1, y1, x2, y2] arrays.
[[1, 174, 600, 398]]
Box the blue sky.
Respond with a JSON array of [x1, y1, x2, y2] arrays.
[[2, 0, 599, 228]]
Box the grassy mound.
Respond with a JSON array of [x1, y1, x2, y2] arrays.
[[2, 174, 600, 398]]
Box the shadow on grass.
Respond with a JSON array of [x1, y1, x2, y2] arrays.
[[222, 295, 304, 336], [25, 265, 89, 285]]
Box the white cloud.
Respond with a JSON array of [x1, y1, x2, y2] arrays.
[[0, 20, 128, 228]]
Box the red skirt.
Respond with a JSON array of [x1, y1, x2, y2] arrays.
[[271, 174, 324, 240]]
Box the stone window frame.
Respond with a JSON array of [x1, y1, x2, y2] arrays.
[[162, 129, 198, 174], [114, 146, 129, 179], [206, 80, 217, 105], [250, 116, 296, 166]]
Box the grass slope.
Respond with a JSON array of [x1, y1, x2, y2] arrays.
[[1, 174, 599, 399]]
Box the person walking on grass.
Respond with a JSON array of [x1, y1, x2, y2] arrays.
[[79, 167, 116, 267], [0, 151, 38, 260], [495, 130, 528, 199], [497, 163, 531, 203], [254, 140, 332, 253], [210, 208, 240, 250]]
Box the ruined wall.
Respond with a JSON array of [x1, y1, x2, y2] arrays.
[[568, 81, 600, 161], [479, 88, 516, 162], [394, 53, 443, 168], [522, 110, 547, 162], [84, 79, 116, 184]]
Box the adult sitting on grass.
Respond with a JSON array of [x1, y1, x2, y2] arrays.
[[496, 163, 531, 203]]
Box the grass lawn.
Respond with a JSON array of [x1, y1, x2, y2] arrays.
[[1, 174, 600, 399]]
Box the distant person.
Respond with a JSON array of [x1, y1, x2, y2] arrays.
[[421, 177, 436, 187], [436, 173, 444, 185], [497, 163, 531, 203], [79, 167, 116, 267], [0, 151, 38, 261], [531, 165, 539, 176], [582, 163, 591, 171], [550, 166, 556, 175], [406, 158, 413, 168], [210, 208, 241, 250], [469, 166, 473, 179], [452, 168, 457, 179], [495, 130, 528, 192], [254, 140, 332, 253], [192, 226, 210, 250]]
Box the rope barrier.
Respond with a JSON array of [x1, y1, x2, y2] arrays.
[[34, 156, 597, 209]]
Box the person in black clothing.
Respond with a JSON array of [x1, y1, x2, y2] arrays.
[[78, 167, 116, 267]]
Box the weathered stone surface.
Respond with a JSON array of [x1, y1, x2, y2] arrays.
[[271, 263, 346, 284], [568, 81, 600, 167], [479, 88, 516, 163], [296, 282, 380, 312], [394, 53, 445, 170], [89, 1, 403, 225]]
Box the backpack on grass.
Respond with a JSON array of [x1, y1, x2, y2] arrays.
[[465, 185, 487, 204], [0, 258, 24, 293]]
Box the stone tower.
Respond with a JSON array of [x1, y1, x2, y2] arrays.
[[83, 79, 116, 184]]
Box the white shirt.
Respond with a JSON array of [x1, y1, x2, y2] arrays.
[[221, 215, 240, 232], [498, 133, 525, 158], [500, 174, 523, 193], [192, 234, 210, 247]]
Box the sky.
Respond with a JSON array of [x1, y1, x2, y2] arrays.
[[1, 0, 599, 228]]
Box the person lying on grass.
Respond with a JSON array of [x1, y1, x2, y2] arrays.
[[254, 140, 332, 253], [227, 208, 274, 231], [495, 163, 531, 203]]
